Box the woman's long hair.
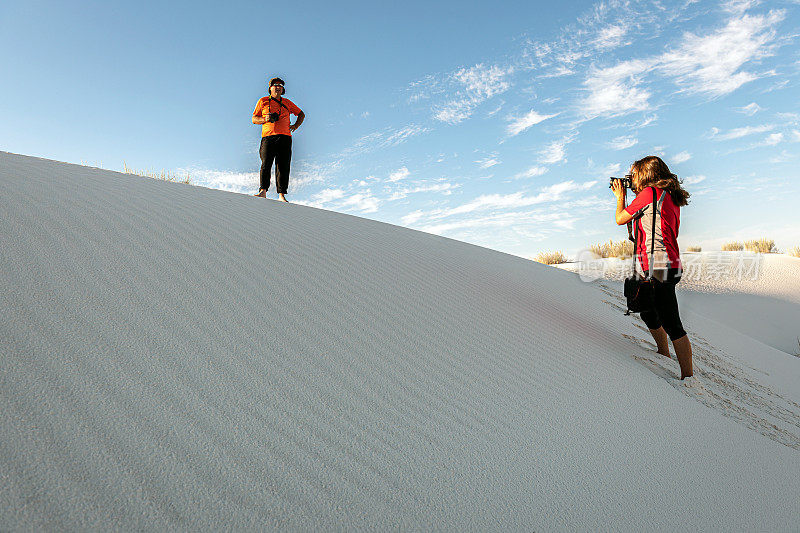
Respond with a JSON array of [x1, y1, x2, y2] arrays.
[[632, 155, 690, 207]]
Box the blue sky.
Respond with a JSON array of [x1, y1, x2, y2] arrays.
[[2, 0, 799, 258]]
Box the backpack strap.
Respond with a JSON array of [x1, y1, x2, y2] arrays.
[[646, 187, 667, 280]]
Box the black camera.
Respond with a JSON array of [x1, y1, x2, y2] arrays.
[[608, 175, 633, 189], [266, 112, 280, 123]]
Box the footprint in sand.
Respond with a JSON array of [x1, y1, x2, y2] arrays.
[[621, 331, 800, 450]]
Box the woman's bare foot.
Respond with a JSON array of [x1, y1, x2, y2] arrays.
[[278, 193, 288, 203], [254, 189, 267, 198]]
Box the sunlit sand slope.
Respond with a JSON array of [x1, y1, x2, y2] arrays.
[[1, 151, 798, 530]]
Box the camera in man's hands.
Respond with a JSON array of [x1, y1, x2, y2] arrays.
[[609, 175, 633, 189], [266, 112, 281, 123]]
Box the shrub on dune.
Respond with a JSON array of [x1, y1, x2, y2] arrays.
[[721, 241, 743, 251], [786, 246, 800, 258], [743, 238, 776, 253], [588, 239, 634, 259], [686, 246, 702, 252], [534, 250, 567, 265], [123, 162, 192, 184]]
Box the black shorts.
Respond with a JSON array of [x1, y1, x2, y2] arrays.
[[640, 278, 687, 341]]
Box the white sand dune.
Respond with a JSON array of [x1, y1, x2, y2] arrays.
[[1, 151, 799, 530]]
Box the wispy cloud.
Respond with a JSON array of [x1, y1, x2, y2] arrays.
[[581, 59, 653, 119], [476, 156, 500, 169], [579, 8, 785, 121], [339, 192, 380, 213], [683, 175, 706, 185], [736, 102, 762, 115], [388, 182, 458, 201], [607, 136, 638, 150], [672, 151, 692, 163], [539, 133, 578, 164], [340, 124, 430, 158], [433, 63, 514, 124], [183, 169, 257, 193], [593, 24, 628, 50], [513, 165, 549, 179], [658, 11, 785, 97], [710, 124, 774, 140], [406, 179, 597, 224], [506, 109, 559, 136], [309, 188, 346, 204], [757, 132, 784, 146], [387, 167, 410, 182]]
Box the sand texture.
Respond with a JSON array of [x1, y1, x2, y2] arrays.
[[2, 151, 799, 530]]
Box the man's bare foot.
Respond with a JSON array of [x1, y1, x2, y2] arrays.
[[254, 189, 267, 198], [278, 194, 288, 203]]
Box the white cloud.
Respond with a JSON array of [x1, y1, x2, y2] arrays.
[[579, 8, 784, 119], [594, 24, 628, 50], [769, 150, 794, 163], [683, 175, 706, 185], [387, 167, 410, 182], [506, 109, 559, 136], [736, 102, 762, 115], [417, 210, 565, 235], [711, 124, 774, 140], [338, 192, 380, 213], [539, 133, 578, 165], [476, 157, 500, 169], [513, 166, 549, 179], [183, 169, 257, 193], [434, 63, 514, 124], [389, 182, 458, 201], [607, 136, 638, 150], [658, 11, 785, 96], [311, 188, 345, 204], [672, 151, 692, 163], [582, 59, 653, 118], [412, 179, 597, 222], [758, 132, 784, 146], [341, 124, 429, 158]]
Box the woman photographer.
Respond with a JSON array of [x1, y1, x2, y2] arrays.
[[611, 156, 695, 381]]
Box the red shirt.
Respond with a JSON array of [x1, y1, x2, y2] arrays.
[[253, 97, 302, 137], [625, 187, 682, 273]]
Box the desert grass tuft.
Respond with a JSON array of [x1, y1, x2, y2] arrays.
[[588, 239, 634, 259], [686, 245, 702, 252], [788, 246, 800, 258], [743, 238, 776, 253], [534, 250, 567, 265], [721, 241, 743, 251], [123, 162, 192, 184]]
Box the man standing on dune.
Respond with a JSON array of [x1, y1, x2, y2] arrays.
[[252, 77, 305, 202]]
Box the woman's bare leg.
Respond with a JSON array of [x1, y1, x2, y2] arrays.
[[649, 327, 670, 357], [672, 335, 694, 379]]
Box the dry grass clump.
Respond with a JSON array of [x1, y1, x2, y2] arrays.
[[123, 162, 192, 184], [588, 239, 634, 259], [721, 241, 743, 251], [534, 250, 567, 265], [788, 246, 800, 258], [743, 238, 776, 253], [686, 245, 702, 252]]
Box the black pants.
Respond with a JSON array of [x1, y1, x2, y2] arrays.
[[640, 278, 687, 341], [259, 134, 292, 194]]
